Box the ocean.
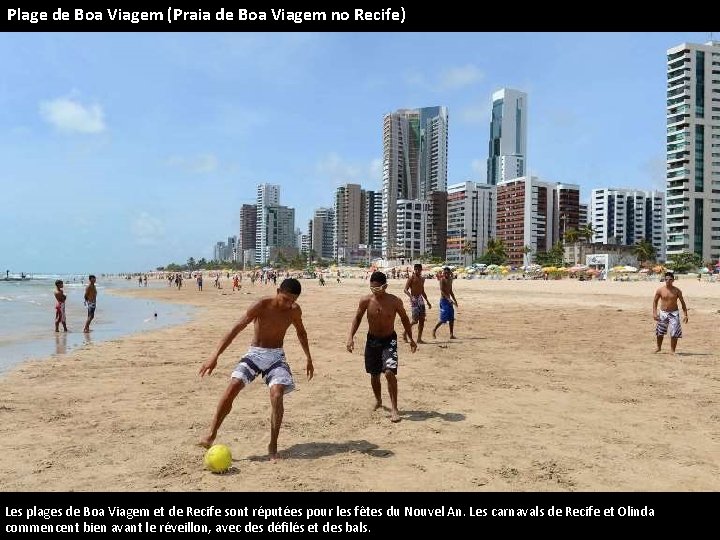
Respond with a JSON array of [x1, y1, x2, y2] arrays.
[[0, 275, 194, 374]]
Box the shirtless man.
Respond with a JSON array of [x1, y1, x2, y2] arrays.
[[54, 280, 68, 332], [198, 278, 313, 459], [403, 263, 432, 343], [433, 267, 459, 339], [346, 271, 417, 423], [82, 275, 97, 333], [653, 271, 689, 354]]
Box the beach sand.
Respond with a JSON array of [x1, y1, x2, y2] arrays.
[[0, 276, 718, 491]]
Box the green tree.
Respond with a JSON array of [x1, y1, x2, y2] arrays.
[[579, 223, 596, 244], [563, 228, 580, 245], [667, 251, 702, 273], [187, 257, 196, 270], [460, 241, 475, 265], [535, 242, 565, 267], [476, 238, 507, 265], [633, 239, 657, 266]]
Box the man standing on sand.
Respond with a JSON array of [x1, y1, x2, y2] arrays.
[[433, 267, 459, 340], [198, 278, 313, 460], [83, 275, 97, 333], [653, 271, 689, 354], [403, 263, 431, 343], [346, 271, 417, 423], [54, 279, 68, 332]]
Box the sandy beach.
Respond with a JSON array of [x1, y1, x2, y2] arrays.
[[0, 276, 718, 492]]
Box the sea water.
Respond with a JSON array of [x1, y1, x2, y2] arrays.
[[0, 275, 194, 374]]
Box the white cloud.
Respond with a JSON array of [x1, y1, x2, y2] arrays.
[[316, 153, 362, 184], [471, 160, 487, 182], [458, 103, 489, 125], [39, 97, 106, 134], [166, 153, 219, 174], [438, 65, 483, 90], [314, 154, 383, 189], [131, 212, 165, 246], [405, 64, 483, 92], [369, 158, 383, 183]]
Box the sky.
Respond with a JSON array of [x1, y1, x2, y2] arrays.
[[1, 31, 718, 274]]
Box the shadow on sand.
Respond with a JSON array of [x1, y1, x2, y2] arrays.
[[400, 410, 465, 422], [247, 440, 394, 461]]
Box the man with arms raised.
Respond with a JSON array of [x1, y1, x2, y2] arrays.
[[198, 278, 313, 460], [347, 271, 416, 423]]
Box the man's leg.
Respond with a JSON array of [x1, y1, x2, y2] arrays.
[[385, 371, 400, 422], [655, 335, 663, 353], [199, 378, 244, 448], [417, 318, 425, 343], [404, 320, 417, 342], [432, 321, 444, 339], [449, 320, 456, 339], [371, 374, 382, 409], [268, 384, 285, 459], [670, 337, 679, 354], [84, 311, 94, 332]]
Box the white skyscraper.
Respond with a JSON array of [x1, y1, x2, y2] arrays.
[[487, 88, 528, 186], [255, 183, 280, 265], [591, 188, 665, 260], [665, 41, 720, 262], [382, 106, 448, 259]]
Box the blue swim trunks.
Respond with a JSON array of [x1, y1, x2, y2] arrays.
[[439, 297, 454, 323]]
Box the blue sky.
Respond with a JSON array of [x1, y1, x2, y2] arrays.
[[1, 31, 717, 274]]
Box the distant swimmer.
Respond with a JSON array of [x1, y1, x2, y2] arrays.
[[83, 275, 97, 333], [54, 280, 68, 332]]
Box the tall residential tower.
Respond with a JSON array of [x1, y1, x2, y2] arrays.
[[382, 106, 448, 259], [487, 88, 527, 186], [665, 41, 720, 261]]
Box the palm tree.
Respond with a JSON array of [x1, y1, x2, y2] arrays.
[[633, 239, 656, 266], [579, 223, 596, 244], [460, 241, 475, 265]]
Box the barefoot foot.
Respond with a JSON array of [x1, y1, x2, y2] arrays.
[[653, 348, 661, 353], [390, 409, 401, 423], [373, 400, 383, 411], [198, 435, 215, 449]]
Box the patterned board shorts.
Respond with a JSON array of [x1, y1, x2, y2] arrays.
[[410, 295, 426, 322], [364, 332, 398, 375], [656, 310, 682, 338], [231, 347, 295, 393]]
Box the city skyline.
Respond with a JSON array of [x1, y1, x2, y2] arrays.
[[2, 32, 717, 273]]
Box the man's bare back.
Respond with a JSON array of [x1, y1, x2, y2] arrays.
[[84, 284, 97, 303]]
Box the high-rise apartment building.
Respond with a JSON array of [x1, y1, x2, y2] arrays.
[[496, 176, 579, 266], [591, 188, 665, 260], [238, 204, 257, 255], [666, 40, 720, 261], [362, 190, 382, 250], [312, 207, 335, 261], [255, 183, 280, 264], [446, 182, 495, 265], [382, 106, 448, 259], [487, 88, 527, 186], [334, 184, 362, 261]]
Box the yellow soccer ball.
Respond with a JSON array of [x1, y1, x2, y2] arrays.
[[204, 444, 232, 473]]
